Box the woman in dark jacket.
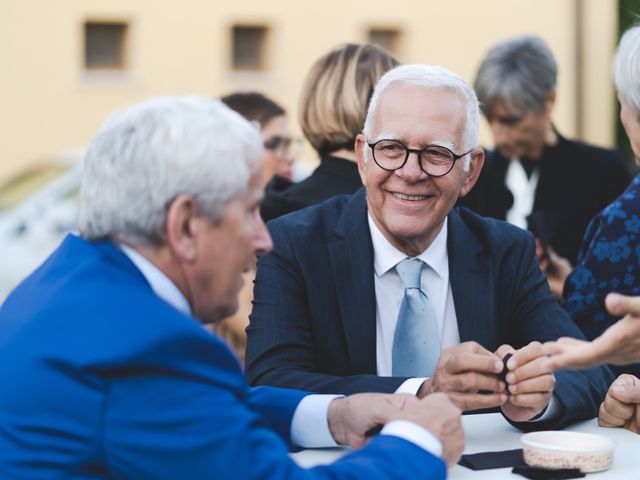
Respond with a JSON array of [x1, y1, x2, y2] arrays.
[[261, 43, 399, 221]]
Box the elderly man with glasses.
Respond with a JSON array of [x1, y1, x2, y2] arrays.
[[246, 64, 614, 431]]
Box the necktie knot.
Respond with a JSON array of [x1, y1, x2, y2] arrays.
[[396, 258, 424, 289]]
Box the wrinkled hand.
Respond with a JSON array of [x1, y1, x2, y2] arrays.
[[536, 241, 572, 300], [543, 293, 640, 370], [599, 374, 640, 434], [497, 342, 555, 422], [328, 392, 465, 466], [400, 392, 464, 466], [327, 393, 414, 448], [417, 341, 506, 411]]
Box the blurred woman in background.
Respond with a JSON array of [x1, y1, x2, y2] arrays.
[[221, 92, 296, 184], [261, 43, 399, 221]]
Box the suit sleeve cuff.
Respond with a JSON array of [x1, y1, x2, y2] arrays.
[[525, 394, 561, 422], [290, 394, 342, 448], [381, 420, 443, 457], [395, 377, 428, 395]]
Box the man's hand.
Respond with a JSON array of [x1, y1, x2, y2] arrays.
[[543, 293, 640, 370], [327, 392, 464, 465], [598, 374, 640, 434], [536, 241, 572, 300], [417, 341, 506, 411], [327, 393, 413, 449], [497, 342, 555, 422]]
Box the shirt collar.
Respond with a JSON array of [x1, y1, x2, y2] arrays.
[[119, 243, 192, 317], [368, 214, 448, 279]]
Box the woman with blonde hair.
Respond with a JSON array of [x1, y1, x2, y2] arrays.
[[262, 43, 399, 221]]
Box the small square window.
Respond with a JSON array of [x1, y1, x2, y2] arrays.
[[84, 21, 128, 70], [368, 28, 402, 56], [231, 25, 268, 71]]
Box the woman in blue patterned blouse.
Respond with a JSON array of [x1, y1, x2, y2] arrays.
[[540, 24, 640, 352], [542, 26, 640, 434]]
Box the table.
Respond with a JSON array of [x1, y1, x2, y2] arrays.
[[292, 413, 640, 478]]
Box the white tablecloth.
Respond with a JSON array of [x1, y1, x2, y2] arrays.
[[292, 413, 640, 478]]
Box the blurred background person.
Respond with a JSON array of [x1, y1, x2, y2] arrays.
[[460, 35, 630, 271], [261, 43, 399, 221], [216, 91, 297, 359], [221, 92, 297, 184]]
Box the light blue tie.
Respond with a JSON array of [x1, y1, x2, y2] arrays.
[[392, 258, 441, 377]]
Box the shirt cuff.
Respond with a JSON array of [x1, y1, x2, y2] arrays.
[[525, 394, 561, 422], [395, 377, 428, 395], [381, 420, 443, 457], [290, 394, 342, 448]]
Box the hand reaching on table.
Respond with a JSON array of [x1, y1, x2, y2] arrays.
[[327, 392, 464, 465], [536, 241, 572, 300], [598, 374, 640, 434], [542, 293, 640, 370], [417, 341, 507, 411], [497, 342, 555, 422]]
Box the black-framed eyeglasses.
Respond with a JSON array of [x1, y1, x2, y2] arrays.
[[367, 139, 472, 177]]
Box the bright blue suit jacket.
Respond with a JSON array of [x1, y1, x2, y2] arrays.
[[246, 188, 614, 431], [0, 235, 445, 479]]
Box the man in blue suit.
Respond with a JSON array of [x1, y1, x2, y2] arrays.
[[0, 97, 465, 478], [246, 65, 614, 431]]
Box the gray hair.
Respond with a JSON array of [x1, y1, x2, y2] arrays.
[[613, 25, 640, 119], [474, 35, 557, 116], [363, 64, 480, 169], [78, 96, 262, 245]]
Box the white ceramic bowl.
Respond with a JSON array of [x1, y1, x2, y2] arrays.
[[521, 431, 616, 473]]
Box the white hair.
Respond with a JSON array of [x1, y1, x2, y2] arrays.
[[362, 64, 480, 171], [78, 96, 263, 245], [613, 25, 640, 119]]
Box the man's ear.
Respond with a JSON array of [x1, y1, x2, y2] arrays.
[[543, 89, 556, 119], [355, 134, 368, 185], [459, 147, 485, 198], [165, 194, 200, 263]]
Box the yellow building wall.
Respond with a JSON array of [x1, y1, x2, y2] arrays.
[[0, 0, 620, 182]]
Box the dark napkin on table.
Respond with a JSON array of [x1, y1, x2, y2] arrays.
[[458, 449, 586, 479], [458, 448, 524, 470], [512, 465, 585, 479]]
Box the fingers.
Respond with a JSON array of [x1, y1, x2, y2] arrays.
[[506, 341, 544, 371], [495, 344, 516, 360], [541, 337, 603, 370], [599, 394, 635, 428], [444, 352, 503, 375], [507, 373, 555, 396], [506, 355, 552, 384], [605, 292, 640, 317], [447, 391, 507, 411], [610, 384, 640, 404], [506, 392, 552, 409], [442, 421, 465, 467], [446, 371, 506, 393]]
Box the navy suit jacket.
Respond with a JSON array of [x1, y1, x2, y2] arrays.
[[246, 188, 614, 430], [0, 235, 445, 479]]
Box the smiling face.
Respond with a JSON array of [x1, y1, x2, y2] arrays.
[[356, 83, 483, 256]]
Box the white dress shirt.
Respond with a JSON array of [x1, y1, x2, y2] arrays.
[[505, 158, 539, 229], [119, 244, 443, 455], [367, 215, 560, 420], [369, 215, 460, 389]]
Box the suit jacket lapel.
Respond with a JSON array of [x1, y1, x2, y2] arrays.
[[448, 209, 495, 348], [327, 189, 378, 374]]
